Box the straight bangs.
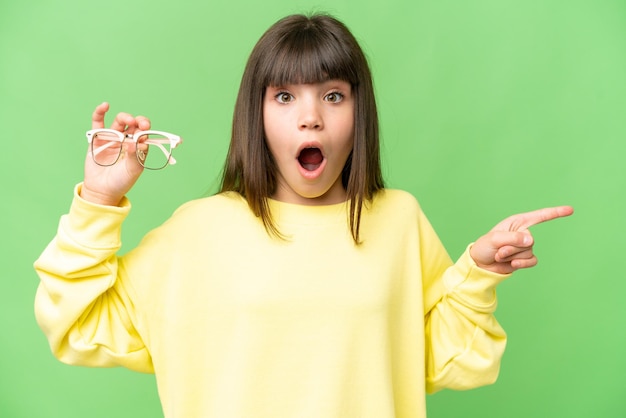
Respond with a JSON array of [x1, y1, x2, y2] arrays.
[[259, 23, 359, 88]]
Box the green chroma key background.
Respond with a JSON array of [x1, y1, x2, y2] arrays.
[[1, 0, 624, 416]]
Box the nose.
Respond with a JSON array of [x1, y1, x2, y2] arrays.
[[298, 98, 323, 130]]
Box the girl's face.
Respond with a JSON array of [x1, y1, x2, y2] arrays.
[[263, 80, 354, 206]]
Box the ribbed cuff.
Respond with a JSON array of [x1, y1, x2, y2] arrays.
[[443, 244, 511, 310]]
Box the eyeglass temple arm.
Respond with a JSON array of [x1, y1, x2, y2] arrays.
[[91, 140, 119, 157], [142, 138, 178, 164]]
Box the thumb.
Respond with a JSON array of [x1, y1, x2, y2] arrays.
[[471, 230, 533, 266]]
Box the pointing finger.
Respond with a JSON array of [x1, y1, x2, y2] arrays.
[[518, 206, 574, 229], [500, 206, 574, 231]]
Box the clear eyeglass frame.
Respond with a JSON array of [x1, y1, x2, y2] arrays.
[[86, 128, 183, 170]]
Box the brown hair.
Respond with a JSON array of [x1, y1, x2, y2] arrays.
[[220, 13, 384, 243]]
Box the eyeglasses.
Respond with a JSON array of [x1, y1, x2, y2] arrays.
[[86, 129, 183, 170]]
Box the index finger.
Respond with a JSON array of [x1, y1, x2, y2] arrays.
[[514, 206, 574, 230], [91, 101, 110, 129]]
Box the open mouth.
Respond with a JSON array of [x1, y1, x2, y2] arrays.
[[297, 147, 324, 171]]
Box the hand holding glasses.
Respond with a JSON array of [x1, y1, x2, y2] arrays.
[[86, 129, 183, 170]]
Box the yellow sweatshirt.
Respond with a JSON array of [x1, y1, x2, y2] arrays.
[[34, 185, 508, 418]]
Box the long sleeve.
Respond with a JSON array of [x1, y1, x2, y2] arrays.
[[418, 208, 509, 393], [33, 184, 153, 373]]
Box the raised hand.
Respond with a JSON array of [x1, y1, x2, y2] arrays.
[[81, 102, 151, 206], [469, 206, 574, 274]]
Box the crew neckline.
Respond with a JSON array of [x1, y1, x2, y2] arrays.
[[267, 197, 349, 225]]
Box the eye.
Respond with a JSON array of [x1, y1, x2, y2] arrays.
[[275, 92, 294, 104], [324, 91, 344, 103]]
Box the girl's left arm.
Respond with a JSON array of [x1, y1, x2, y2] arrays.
[[421, 205, 573, 393]]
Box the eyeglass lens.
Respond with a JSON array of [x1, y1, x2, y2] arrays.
[[136, 133, 173, 170], [91, 131, 123, 166], [91, 132, 174, 170]]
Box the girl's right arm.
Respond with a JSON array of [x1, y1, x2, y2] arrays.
[[33, 103, 154, 372]]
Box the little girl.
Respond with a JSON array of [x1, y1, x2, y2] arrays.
[[34, 13, 573, 418]]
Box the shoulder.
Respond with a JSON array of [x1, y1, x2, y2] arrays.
[[370, 189, 422, 215], [159, 191, 255, 231], [172, 191, 248, 216], [358, 189, 426, 242]]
